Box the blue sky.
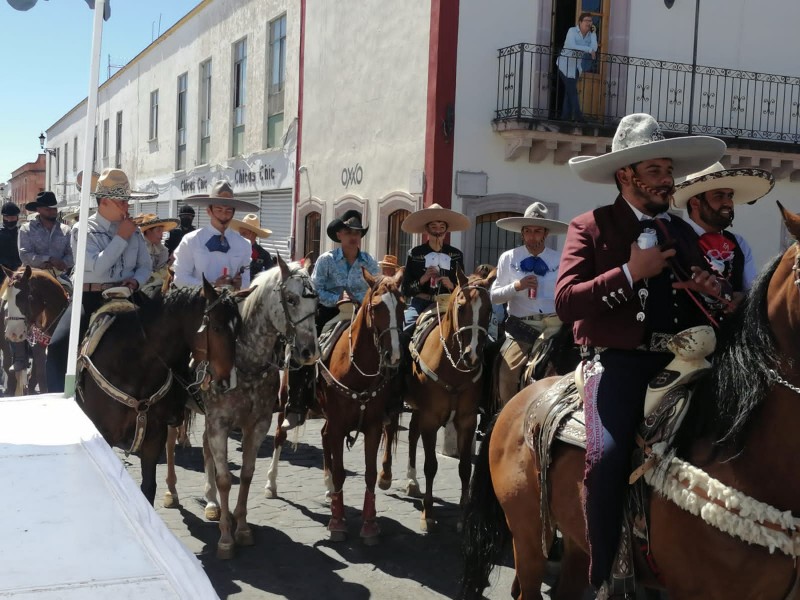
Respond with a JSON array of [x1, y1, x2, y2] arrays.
[[0, 0, 200, 183]]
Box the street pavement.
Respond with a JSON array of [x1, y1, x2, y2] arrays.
[[117, 413, 572, 599]]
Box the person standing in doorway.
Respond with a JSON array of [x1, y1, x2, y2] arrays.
[[556, 12, 597, 123]]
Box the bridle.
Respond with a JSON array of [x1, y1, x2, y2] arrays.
[[434, 283, 490, 373], [347, 287, 402, 377], [275, 267, 318, 371], [5, 274, 68, 345], [186, 288, 237, 391]]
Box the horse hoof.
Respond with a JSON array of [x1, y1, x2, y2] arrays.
[[406, 482, 421, 498], [420, 516, 435, 533], [163, 491, 179, 508], [328, 518, 347, 541], [235, 528, 255, 546], [360, 520, 380, 545], [378, 475, 392, 491], [216, 541, 235, 560], [205, 505, 221, 522], [264, 486, 277, 499]]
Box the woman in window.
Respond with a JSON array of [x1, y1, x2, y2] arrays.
[[556, 12, 597, 123]]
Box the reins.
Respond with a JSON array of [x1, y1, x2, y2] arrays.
[[433, 284, 489, 374]]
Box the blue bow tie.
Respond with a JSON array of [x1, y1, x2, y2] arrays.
[[520, 255, 549, 276], [206, 234, 229, 253]]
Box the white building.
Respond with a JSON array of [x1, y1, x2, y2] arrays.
[[44, 0, 800, 273]]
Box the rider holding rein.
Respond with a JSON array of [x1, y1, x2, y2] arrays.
[[400, 203, 469, 331], [172, 180, 259, 291], [46, 168, 155, 394]]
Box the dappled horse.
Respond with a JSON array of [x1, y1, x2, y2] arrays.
[[2, 266, 69, 394], [78, 279, 239, 505], [401, 269, 495, 531], [198, 257, 319, 559], [460, 203, 800, 600], [317, 269, 404, 544]]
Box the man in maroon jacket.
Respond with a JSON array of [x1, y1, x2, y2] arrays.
[[555, 113, 729, 595]]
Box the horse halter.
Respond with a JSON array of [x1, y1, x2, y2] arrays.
[[189, 288, 236, 390], [348, 286, 402, 377], [436, 283, 490, 373], [275, 267, 317, 366]]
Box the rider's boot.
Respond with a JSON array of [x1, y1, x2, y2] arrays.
[[282, 363, 315, 431]]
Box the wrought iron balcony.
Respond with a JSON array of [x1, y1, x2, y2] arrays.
[[496, 43, 800, 145]]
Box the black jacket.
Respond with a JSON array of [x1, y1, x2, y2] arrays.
[[250, 242, 275, 280], [0, 227, 21, 281]]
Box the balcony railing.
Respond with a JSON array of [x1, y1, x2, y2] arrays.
[[496, 43, 800, 144]]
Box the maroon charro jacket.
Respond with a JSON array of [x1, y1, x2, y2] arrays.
[[555, 195, 728, 349]]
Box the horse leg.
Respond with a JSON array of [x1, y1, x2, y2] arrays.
[[455, 409, 479, 532], [177, 407, 191, 447], [138, 432, 165, 506], [378, 413, 397, 490], [233, 423, 270, 547], [205, 421, 235, 559], [326, 425, 348, 541], [321, 420, 335, 501], [551, 536, 590, 600], [202, 426, 220, 522], [163, 426, 180, 508], [265, 419, 286, 499], [419, 426, 439, 532], [360, 425, 382, 545], [405, 411, 422, 497]]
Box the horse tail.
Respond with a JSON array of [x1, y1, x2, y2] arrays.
[[458, 416, 509, 600]]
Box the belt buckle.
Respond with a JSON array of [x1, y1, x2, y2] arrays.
[[648, 332, 673, 353]]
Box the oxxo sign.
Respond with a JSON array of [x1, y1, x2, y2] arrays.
[[341, 164, 363, 188]]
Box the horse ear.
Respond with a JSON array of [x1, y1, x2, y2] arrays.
[[21, 265, 32, 282], [276, 252, 290, 279], [302, 251, 315, 270], [778, 201, 800, 241], [456, 265, 469, 288], [234, 286, 256, 301], [362, 266, 377, 287], [201, 275, 218, 301], [1, 265, 15, 280]]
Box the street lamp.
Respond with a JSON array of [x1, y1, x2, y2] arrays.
[[39, 132, 56, 156]]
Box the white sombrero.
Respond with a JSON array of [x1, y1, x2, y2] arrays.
[[401, 203, 470, 234], [230, 213, 272, 238], [496, 202, 569, 234], [671, 162, 775, 209], [186, 180, 260, 212], [569, 113, 726, 184]]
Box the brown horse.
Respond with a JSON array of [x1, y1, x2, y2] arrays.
[[78, 279, 239, 505], [2, 266, 69, 394], [397, 269, 496, 531], [460, 205, 800, 600], [317, 268, 405, 544]]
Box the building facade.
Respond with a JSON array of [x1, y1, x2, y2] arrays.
[[9, 155, 45, 209]]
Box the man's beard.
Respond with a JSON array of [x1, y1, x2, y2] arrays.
[[700, 201, 734, 229], [40, 214, 57, 222], [631, 173, 673, 215]]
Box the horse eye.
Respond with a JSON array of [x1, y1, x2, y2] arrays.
[[287, 295, 299, 306]]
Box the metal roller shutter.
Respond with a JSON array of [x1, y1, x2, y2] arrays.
[[258, 189, 292, 260]]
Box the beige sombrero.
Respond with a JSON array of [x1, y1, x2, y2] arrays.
[[91, 168, 158, 200], [401, 203, 470, 234], [496, 202, 569, 235], [378, 254, 400, 270], [133, 213, 180, 233], [569, 113, 726, 184], [671, 162, 775, 209], [75, 170, 100, 193], [230, 213, 272, 238], [185, 180, 259, 212]]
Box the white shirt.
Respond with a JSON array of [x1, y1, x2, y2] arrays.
[[491, 246, 561, 316], [173, 224, 251, 288]]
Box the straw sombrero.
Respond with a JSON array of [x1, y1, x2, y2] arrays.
[[230, 213, 272, 238], [496, 202, 569, 234], [76, 170, 100, 193], [185, 180, 259, 212], [400, 203, 470, 234], [378, 254, 400, 270], [133, 213, 180, 233], [569, 113, 726, 184], [91, 168, 158, 200], [671, 162, 775, 209]]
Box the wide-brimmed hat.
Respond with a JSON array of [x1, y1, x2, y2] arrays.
[[25, 191, 59, 211], [569, 113, 726, 184], [378, 254, 400, 270], [671, 162, 775, 209], [60, 205, 82, 222], [75, 170, 100, 193], [400, 203, 471, 234], [496, 202, 569, 234], [326, 209, 368, 242], [185, 180, 259, 212], [178, 204, 195, 216], [230, 213, 272, 238], [92, 168, 158, 201], [133, 213, 180, 233]]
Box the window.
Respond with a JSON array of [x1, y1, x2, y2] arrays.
[[55, 148, 59, 179], [149, 90, 159, 140], [176, 73, 188, 170], [303, 211, 321, 263], [199, 59, 212, 164], [115, 111, 123, 168], [103, 119, 109, 160], [386, 209, 412, 260], [266, 15, 286, 148], [72, 137, 78, 171], [474, 212, 521, 267], [92, 125, 98, 168], [231, 38, 247, 156], [63, 142, 68, 188]]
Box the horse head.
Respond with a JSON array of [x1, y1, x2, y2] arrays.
[[196, 276, 241, 391], [446, 267, 496, 370], [1, 265, 67, 342], [275, 254, 319, 366], [362, 267, 405, 368]]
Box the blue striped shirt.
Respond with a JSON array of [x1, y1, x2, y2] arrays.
[[311, 247, 379, 307]]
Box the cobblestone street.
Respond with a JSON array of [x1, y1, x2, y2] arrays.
[[118, 414, 562, 599]]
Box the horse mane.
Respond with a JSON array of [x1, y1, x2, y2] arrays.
[[677, 255, 783, 454], [240, 262, 308, 323], [137, 285, 207, 321]]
